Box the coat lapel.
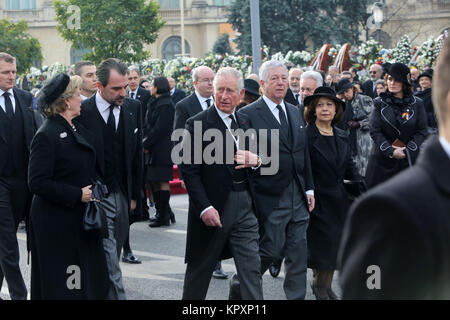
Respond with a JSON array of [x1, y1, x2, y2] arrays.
[[286, 103, 300, 149], [255, 98, 291, 150], [0, 108, 7, 143], [121, 100, 134, 175], [14, 88, 34, 149]]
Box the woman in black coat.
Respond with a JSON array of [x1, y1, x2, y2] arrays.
[[365, 63, 428, 189], [303, 86, 361, 300], [414, 69, 437, 134], [143, 76, 175, 228], [29, 74, 109, 299]]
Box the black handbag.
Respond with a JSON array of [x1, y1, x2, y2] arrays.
[[83, 180, 108, 238]]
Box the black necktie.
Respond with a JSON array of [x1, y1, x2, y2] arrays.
[[229, 114, 238, 130], [205, 98, 211, 108], [295, 94, 300, 104], [277, 105, 290, 140], [107, 105, 116, 133], [130, 92, 135, 99], [3, 92, 14, 119]]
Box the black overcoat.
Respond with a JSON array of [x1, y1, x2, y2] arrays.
[[28, 115, 109, 299], [365, 91, 428, 188], [306, 124, 360, 270]]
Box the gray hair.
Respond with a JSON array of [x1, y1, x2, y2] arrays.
[[375, 79, 385, 86], [214, 67, 244, 92], [301, 70, 323, 87], [0, 52, 16, 64], [192, 65, 213, 82], [128, 65, 141, 76], [259, 60, 287, 82]]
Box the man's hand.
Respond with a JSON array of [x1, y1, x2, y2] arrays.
[[234, 150, 259, 169], [201, 207, 222, 228], [307, 194, 315, 213], [130, 199, 137, 211]]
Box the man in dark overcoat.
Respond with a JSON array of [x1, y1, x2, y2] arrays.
[[0, 52, 37, 300]]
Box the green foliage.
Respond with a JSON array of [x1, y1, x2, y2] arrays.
[[0, 19, 43, 74], [212, 33, 233, 55], [54, 0, 165, 64], [228, 0, 370, 55]]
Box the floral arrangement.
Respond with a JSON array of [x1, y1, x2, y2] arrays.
[[139, 59, 166, 78], [356, 38, 383, 68], [390, 35, 412, 64]]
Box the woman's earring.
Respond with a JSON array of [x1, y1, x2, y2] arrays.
[[67, 104, 71, 110]]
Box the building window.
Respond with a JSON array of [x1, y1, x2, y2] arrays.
[[162, 36, 190, 60], [5, 0, 36, 10], [213, 0, 232, 5], [70, 47, 91, 65], [158, 0, 186, 9]]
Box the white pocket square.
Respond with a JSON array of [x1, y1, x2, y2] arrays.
[[134, 128, 138, 134]]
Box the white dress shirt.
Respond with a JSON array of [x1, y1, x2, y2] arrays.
[[195, 91, 213, 111], [129, 89, 138, 99], [439, 136, 450, 159], [0, 88, 16, 113], [95, 92, 121, 129]]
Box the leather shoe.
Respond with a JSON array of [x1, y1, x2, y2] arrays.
[[228, 273, 242, 300], [269, 259, 282, 278], [327, 288, 339, 300], [169, 208, 176, 224], [122, 252, 142, 264], [212, 264, 228, 279], [311, 284, 329, 300]]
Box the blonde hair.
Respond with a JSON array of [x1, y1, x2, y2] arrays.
[[44, 75, 82, 117]]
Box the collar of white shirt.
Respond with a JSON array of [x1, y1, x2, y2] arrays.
[[129, 89, 138, 98], [214, 104, 237, 129], [195, 91, 213, 110], [0, 88, 15, 112], [262, 95, 287, 122], [439, 136, 450, 159], [95, 92, 121, 122], [170, 88, 176, 95]]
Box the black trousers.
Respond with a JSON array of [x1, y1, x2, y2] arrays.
[[0, 174, 29, 300]]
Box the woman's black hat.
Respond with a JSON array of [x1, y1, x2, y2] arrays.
[[418, 69, 433, 81], [244, 78, 260, 96], [386, 62, 411, 85], [336, 78, 354, 95], [303, 86, 346, 111], [36, 73, 70, 112]]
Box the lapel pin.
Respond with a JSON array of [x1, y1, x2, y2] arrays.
[[60, 132, 67, 138]]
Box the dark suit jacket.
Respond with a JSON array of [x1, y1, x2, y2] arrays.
[[134, 87, 151, 119], [0, 87, 36, 174], [171, 88, 186, 105], [181, 107, 258, 264], [284, 88, 300, 106], [173, 93, 204, 131], [238, 97, 314, 223], [75, 95, 143, 204], [362, 80, 376, 99], [338, 136, 450, 299]]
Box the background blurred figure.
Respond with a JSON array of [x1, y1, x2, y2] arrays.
[[410, 67, 421, 92], [303, 86, 362, 300], [415, 69, 437, 134], [30, 74, 109, 299], [375, 79, 386, 96], [144, 77, 175, 228], [236, 78, 260, 110], [74, 61, 97, 100], [168, 77, 186, 105], [247, 73, 259, 82], [284, 68, 303, 106], [140, 79, 152, 91], [336, 78, 374, 177], [365, 63, 428, 189], [338, 39, 450, 300], [362, 64, 383, 99]]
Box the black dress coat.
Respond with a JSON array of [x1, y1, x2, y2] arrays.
[[28, 115, 109, 299], [238, 98, 314, 224], [171, 88, 187, 105], [365, 91, 428, 188], [306, 124, 360, 270], [143, 93, 175, 181], [180, 107, 258, 264], [414, 88, 437, 131], [362, 79, 376, 99], [284, 88, 300, 106], [338, 136, 450, 299]]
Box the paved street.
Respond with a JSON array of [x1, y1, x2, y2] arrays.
[[1, 194, 341, 300]]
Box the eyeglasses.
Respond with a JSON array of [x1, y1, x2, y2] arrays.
[[199, 78, 214, 84]]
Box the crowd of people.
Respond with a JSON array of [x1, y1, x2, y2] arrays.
[[0, 37, 449, 301]]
